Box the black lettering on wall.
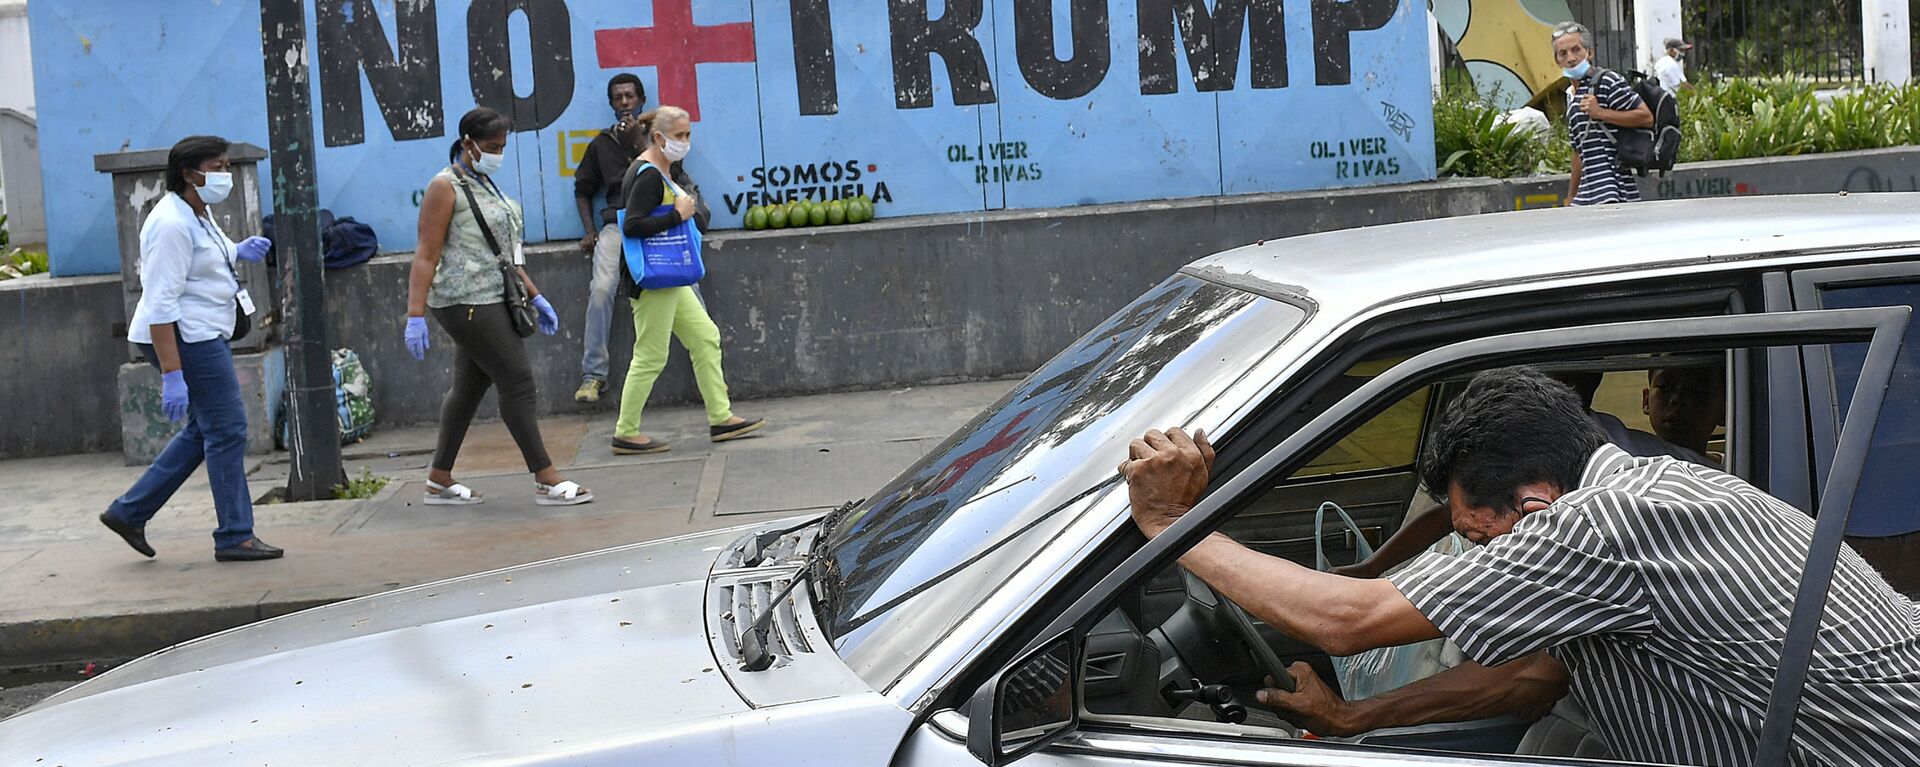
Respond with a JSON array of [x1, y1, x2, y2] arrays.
[[1312, 0, 1395, 85], [1014, 0, 1110, 100], [316, 0, 443, 147], [1137, 0, 1285, 94], [889, 0, 997, 109], [468, 0, 575, 131], [792, 0, 839, 115]]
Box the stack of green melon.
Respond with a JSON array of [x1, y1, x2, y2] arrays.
[[742, 196, 876, 230]]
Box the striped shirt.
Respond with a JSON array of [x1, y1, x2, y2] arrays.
[[1390, 444, 1920, 766], [1567, 69, 1644, 206]]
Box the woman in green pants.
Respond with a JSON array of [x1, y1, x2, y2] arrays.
[[611, 106, 764, 454]]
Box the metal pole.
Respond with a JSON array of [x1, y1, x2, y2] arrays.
[[261, 0, 344, 499]]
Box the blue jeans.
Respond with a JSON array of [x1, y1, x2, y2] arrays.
[[580, 223, 624, 381], [107, 338, 255, 549]]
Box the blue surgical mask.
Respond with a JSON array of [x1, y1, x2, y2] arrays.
[[1563, 60, 1592, 81]]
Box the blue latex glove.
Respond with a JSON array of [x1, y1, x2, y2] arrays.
[[235, 236, 271, 263], [160, 370, 189, 422], [405, 316, 430, 360], [533, 295, 559, 336]]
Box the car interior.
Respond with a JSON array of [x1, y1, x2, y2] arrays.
[[1074, 350, 1736, 757]]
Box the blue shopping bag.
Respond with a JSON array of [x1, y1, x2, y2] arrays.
[[618, 165, 705, 289]]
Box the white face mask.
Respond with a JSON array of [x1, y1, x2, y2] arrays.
[[662, 137, 691, 162], [196, 171, 234, 205], [470, 146, 506, 175]]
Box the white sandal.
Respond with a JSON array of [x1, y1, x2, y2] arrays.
[[424, 480, 484, 506], [536, 480, 594, 506]]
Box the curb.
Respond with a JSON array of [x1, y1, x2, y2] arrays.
[[0, 596, 351, 669]]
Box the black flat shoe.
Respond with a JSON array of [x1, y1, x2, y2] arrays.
[[611, 436, 671, 455], [710, 418, 767, 443], [100, 512, 155, 558], [215, 538, 285, 562]]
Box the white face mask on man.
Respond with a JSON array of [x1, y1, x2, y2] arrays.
[[196, 171, 234, 205]]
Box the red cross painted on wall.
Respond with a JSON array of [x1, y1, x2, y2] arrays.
[[594, 0, 756, 122]]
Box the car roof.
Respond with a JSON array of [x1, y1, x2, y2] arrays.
[[1182, 193, 1920, 308]]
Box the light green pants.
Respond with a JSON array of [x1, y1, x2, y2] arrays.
[[614, 286, 733, 436]]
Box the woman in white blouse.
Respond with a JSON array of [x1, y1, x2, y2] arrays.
[[98, 135, 284, 562]]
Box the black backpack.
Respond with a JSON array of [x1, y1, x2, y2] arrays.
[[1606, 69, 1683, 176]]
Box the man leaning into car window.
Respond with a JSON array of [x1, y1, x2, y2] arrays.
[[1121, 367, 1920, 766]]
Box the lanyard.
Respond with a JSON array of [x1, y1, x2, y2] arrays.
[[456, 159, 505, 200], [194, 212, 245, 299]]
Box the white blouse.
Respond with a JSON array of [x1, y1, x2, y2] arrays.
[[128, 193, 242, 345]]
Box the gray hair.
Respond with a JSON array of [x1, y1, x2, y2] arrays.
[[1551, 21, 1591, 52]]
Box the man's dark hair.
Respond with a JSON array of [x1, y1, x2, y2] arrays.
[[607, 73, 645, 104], [1419, 366, 1607, 509], [164, 135, 231, 195]]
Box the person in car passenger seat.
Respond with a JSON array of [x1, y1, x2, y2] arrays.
[[1120, 367, 1920, 765], [1643, 365, 1726, 461]]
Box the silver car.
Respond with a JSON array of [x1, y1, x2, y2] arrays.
[[5, 194, 1917, 766]]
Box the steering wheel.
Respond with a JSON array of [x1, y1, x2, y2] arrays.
[[1178, 568, 1296, 694]]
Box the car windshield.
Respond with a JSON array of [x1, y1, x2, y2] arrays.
[[814, 275, 1306, 688]]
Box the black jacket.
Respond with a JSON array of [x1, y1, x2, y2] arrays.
[[572, 129, 638, 227]]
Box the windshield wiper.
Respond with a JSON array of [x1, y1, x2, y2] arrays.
[[738, 565, 815, 672], [735, 499, 864, 672]]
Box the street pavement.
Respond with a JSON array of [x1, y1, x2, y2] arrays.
[[0, 380, 1012, 669]]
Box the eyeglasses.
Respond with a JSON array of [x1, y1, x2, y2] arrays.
[[1510, 496, 1551, 515]]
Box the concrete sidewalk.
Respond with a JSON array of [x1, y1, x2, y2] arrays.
[[0, 380, 1011, 667]]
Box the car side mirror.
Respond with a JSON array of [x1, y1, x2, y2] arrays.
[[965, 632, 1081, 766]]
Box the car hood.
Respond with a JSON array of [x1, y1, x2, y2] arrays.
[[0, 524, 899, 765]]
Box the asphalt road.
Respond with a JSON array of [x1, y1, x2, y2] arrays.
[[0, 681, 78, 719]]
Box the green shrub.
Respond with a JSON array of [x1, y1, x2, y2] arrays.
[[0, 247, 47, 281], [332, 467, 392, 500], [1820, 86, 1899, 152], [1438, 76, 1920, 179], [1433, 86, 1554, 179]]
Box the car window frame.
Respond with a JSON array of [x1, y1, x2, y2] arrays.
[[976, 306, 1907, 767], [1785, 262, 1920, 497]]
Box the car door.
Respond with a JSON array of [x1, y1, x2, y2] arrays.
[[1785, 262, 1920, 596], [898, 305, 1909, 767]]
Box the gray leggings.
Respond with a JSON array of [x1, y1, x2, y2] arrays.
[[430, 302, 551, 473]]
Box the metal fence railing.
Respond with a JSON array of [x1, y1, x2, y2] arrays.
[[1686, 0, 1863, 84], [1567, 0, 1640, 74]]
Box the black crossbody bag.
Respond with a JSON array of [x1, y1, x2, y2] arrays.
[[453, 172, 537, 338]]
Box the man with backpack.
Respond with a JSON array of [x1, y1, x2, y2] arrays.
[[1552, 22, 1654, 206]]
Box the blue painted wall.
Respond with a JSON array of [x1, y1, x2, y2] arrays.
[[31, 0, 1434, 276]]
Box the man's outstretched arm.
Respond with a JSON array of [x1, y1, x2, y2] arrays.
[[1122, 429, 1442, 657], [1256, 653, 1570, 737]]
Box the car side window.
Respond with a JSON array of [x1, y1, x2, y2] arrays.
[[1813, 280, 1920, 595], [1291, 375, 1431, 479]]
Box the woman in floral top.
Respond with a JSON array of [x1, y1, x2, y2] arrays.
[[401, 107, 592, 507]]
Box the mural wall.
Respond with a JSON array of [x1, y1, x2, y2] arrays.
[[1434, 0, 1573, 108], [32, 0, 1435, 276]]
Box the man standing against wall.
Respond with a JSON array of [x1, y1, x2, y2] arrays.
[[1555, 22, 1653, 206], [1653, 38, 1693, 94], [573, 74, 647, 403]]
